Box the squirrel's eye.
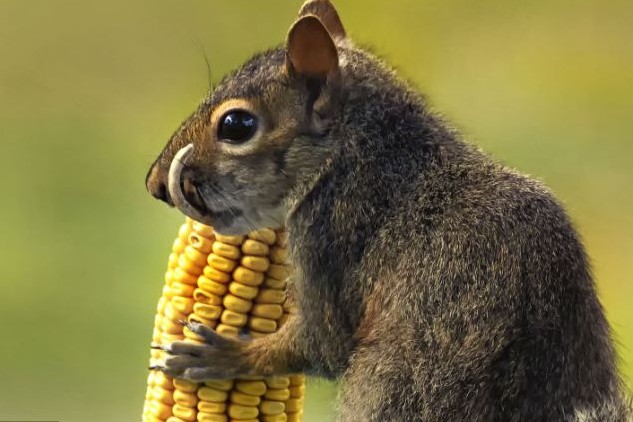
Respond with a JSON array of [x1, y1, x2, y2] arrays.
[[217, 110, 258, 144]]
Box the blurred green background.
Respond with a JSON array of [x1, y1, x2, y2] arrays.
[[0, 0, 631, 420]]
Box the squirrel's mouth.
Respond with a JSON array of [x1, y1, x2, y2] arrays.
[[167, 144, 242, 228]]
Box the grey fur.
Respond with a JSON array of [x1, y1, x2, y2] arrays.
[[145, 2, 631, 420]]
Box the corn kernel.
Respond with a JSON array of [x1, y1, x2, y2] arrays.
[[241, 239, 270, 256], [255, 289, 285, 304], [173, 403, 197, 421], [241, 256, 270, 272], [232, 266, 265, 286], [198, 276, 228, 296], [197, 400, 227, 413], [235, 380, 267, 396], [197, 386, 229, 403], [212, 241, 241, 260], [203, 266, 231, 283], [223, 294, 252, 313], [214, 233, 245, 245], [230, 390, 262, 406], [227, 403, 259, 420], [259, 400, 286, 415], [247, 229, 276, 245], [251, 304, 284, 320], [228, 282, 259, 300], [264, 388, 290, 401], [207, 254, 237, 273]]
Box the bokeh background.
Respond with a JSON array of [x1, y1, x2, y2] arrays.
[[0, 0, 631, 420]]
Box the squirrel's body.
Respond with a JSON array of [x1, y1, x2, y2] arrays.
[[146, 2, 630, 420]]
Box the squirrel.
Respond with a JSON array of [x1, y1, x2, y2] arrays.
[[145, 1, 631, 420]]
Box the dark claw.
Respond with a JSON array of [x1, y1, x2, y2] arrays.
[[148, 365, 165, 371], [177, 319, 188, 326], [150, 343, 164, 350]]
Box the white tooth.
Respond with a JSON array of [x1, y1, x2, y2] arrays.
[[167, 144, 204, 221]]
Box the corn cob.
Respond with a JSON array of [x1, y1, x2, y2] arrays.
[[142, 218, 305, 422]]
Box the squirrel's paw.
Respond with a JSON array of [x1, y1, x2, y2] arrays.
[[149, 321, 252, 381]]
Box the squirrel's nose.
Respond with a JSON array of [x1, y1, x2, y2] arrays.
[[146, 165, 174, 206]]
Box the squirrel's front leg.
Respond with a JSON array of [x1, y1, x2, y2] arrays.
[[152, 317, 306, 381]]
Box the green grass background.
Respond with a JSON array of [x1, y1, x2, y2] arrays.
[[0, 0, 631, 420]]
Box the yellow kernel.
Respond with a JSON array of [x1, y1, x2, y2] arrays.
[[223, 294, 252, 313], [179, 223, 192, 240], [166, 417, 187, 422], [259, 400, 286, 415], [185, 245, 209, 267], [247, 229, 276, 245], [161, 318, 184, 334], [221, 310, 248, 327], [154, 372, 174, 390], [278, 313, 289, 326], [189, 312, 219, 327], [249, 331, 267, 339], [198, 276, 228, 296], [289, 384, 304, 398], [265, 377, 290, 389], [165, 302, 187, 323], [163, 283, 175, 300], [174, 389, 199, 407], [230, 390, 261, 406], [228, 282, 259, 300], [269, 247, 287, 264], [173, 238, 187, 254], [168, 253, 179, 269], [161, 331, 184, 344], [266, 264, 290, 281], [204, 379, 234, 391], [214, 233, 245, 245], [212, 241, 241, 260], [172, 403, 197, 421], [197, 386, 229, 402], [262, 277, 286, 289], [286, 413, 303, 422], [174, 379, 199, 393], [171, 296, 195, 314], [215, 323, 239, 337], [227, 404, 259, 420], [149, 400, 173, 419], [241, 239, 270, 256], [208, 254, 238, 273], [178, 254, 204, 276], [264, 388, 290, 401], [189, 233, 213, 253], [262, 413, 288, 422], [251, 304, 284, 320], [152, 385, 175, 405], [183, 326, 205, 342], [248, 317, 277, 333], [197, 400, 227, 413], [193, 288, 223, 306], [284, 398, 303, 413], [197, 412, 228, 422], [289, 374, 305, 386], [232, 266, 265, 287], [255, 289, 285, 304], [192, 222, 215, 238], [235, 380, 267, 396], [203, 266, 231, 283], [241, 256, 270, 272], [192, 302, 223, 320]]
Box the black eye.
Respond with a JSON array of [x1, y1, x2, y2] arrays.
[[217, 110, 258, 144]]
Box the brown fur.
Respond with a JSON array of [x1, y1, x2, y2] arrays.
[[146, 1, 631, 420]]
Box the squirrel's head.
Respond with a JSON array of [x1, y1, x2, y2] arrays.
[[146, 0, 365, 234]]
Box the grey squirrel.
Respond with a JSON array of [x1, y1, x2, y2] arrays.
[[145, 1, 631, 420]]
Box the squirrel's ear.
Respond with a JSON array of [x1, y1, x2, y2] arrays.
[[286, 15, 339, 80], [297, 0, 346, 41]]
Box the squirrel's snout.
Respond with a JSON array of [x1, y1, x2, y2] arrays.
[[146, 165, 174, 206]]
